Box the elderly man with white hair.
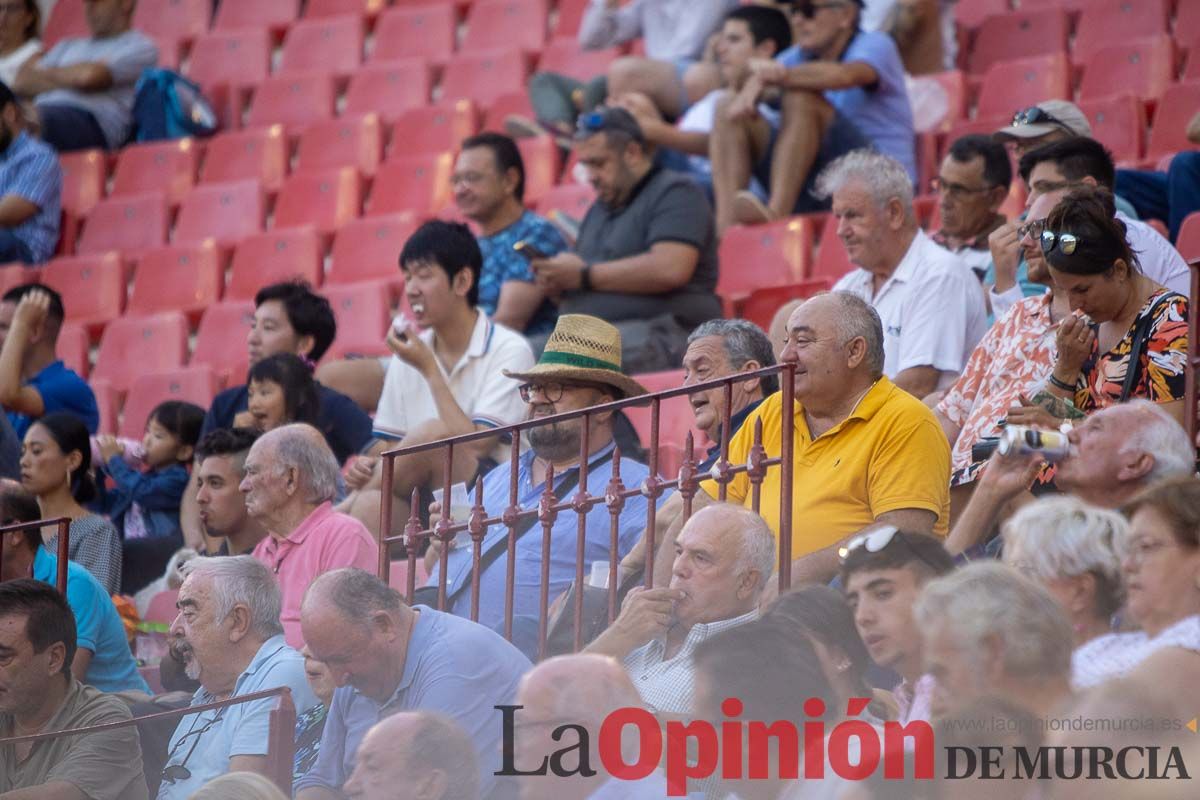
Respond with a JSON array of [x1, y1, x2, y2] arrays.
[[914, 561, 1075, 720], [344, 711, 479, 800], [1002, 496, 1129, 649], [585, 503, 775, 716], [948, 400, 1196, 556], [158, 556, 320, 800], [822, 149, 987, 399], [243, 423, 377, 648]]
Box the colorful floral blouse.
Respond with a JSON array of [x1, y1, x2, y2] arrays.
[[937, 293, 1059, 483], [1074, 289, 1188, 411]]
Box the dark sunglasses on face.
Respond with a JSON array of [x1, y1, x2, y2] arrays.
[[791, 1, 846, 20], [1040, 229, 1080, 256]]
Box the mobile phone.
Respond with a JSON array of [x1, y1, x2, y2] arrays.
[[513, 240, 548, 261]]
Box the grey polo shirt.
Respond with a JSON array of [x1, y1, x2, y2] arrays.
[[568, 166, 721, 327]]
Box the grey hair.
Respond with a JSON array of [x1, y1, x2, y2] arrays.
[[182, 555, 284, 639], [1002, 496, 1128, 618], [827, 291, 886, 379], [735, 511, 777, 594], [266, 424, 341, 504], [306, 568, 402, 625], [688, 318, 779, 395], [815, 149, 915, 220], [1118, 400, 1196, 483], [913, 562, 1073, 682], [395, 712, 480, 800], [186, 772, 288, 800]]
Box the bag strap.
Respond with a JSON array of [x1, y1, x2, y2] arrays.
[[1118, 292, 1170, 403], [441, 452, 609, 609]]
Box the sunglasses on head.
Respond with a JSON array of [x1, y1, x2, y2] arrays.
[[1011, 106, 1067, 129], [575, 110, 644, 143], [791, 1, 847, 20], [838, 525, 900, 561], [1040, 229, 1080, 256]]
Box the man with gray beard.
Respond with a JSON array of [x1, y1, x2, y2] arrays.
[[422, 315, 657, 659], [157, 556, 319, 800]]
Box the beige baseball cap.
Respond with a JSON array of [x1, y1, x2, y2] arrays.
[[994, 100, 1093, 140]]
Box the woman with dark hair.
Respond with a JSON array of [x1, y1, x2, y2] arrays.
[[0, 0, 39, 86], [19, 411, 121, 593], [240, 352, 320, 433], [1039, 185, 1188, 424]]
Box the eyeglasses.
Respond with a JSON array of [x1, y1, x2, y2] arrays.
[[1040, 229, 1080, 256], [931, 176, 994, 199], [791, 1, 847, 19], [1017, 219, 1046, 241], [519, 380, 606, 404], [1011, 106, 1067, 130], [160, 710, 226, 785]]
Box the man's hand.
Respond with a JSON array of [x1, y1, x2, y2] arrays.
[[12, 288, 50, 334], [1054, 311, 1096, 378], [987, 221, 1021, 292], [614, 92, 666, 138], [977, 449, 1043, 503], [96, 435, 123, 463], [386, 326, 438, 378], [609, 586, 684, 643], [531, 252, 587, 295], [344, 455, 377, 491]]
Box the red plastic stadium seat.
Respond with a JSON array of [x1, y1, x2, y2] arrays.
[[387, 102, 478, 158], [344, 60, 433, 122], [516, 136, 561, 205], [321, 280, 392, 360], [92, 312, 189, 394], [228, 228, 324, 300], [76, 193, 168, 256], [296, 114, 384, 177], [1073, 0, 1169, 62], [537, 38, 620, 82], [118, 367, 220, 440], [306, 0, 388, 18], [1078, 37, 1175, 103], [1078, 95, 1146, 165], [372, 5, 457, 63], [441, 50, 530, 107], [278, 14, 364, 75], [42, 0, 88, 48], [955, 0, 1011, 30], [186, 30, 272, 90], [976, 53, 1070, 121], [1144, 82, 1200, 162], [133, 0, 211, 45], [717, 217, 816, 315], [245, 74, 336, 134], [273, 169, 362, 235], [127, 242, 224, 321], [553, 0, 591, 38], [812, 215, 855, 284], [143, 589, 180, 625], [213, 0, 299, 33], [463, 0, 548, 53], [625, 370, 707, 454], [41, 253, 125, 334], [535, 182, 595, 220], [174, 181, 265, 247], [967, 9, 1068, 75], [369, 155, 455, 217], [483, 90, 534, 134], [1178, 2, 1200, 53], [1177, 212, 1200, 264], [91, 379, 117, 434], [740, 280, 830, 332], [110, 138, 200, 205], [58, 149, 106, 218], [329, 214, 418, 286], [57, 323, 90, 379], [200, 127, 288, 193], [192, 301, 255, 385]]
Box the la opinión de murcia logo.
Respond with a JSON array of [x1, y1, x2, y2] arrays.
[[495, 699, 1193, 796]]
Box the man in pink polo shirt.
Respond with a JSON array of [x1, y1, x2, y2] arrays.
[[242, 423, 377, 648]]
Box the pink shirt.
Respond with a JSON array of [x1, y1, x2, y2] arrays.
[[252, 501, 377, 648]]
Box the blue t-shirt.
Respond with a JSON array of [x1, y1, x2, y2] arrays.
[[777, 30, 916, 181], [476, 211, 567, 337], [33, 547, 149, 694], [8, 360, 99, 439], [201, 382, 373, 464]]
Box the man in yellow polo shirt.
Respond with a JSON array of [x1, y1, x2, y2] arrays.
[[700, 292, 950, 584]]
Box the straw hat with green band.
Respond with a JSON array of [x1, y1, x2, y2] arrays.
[[503, 314, 648, 399]]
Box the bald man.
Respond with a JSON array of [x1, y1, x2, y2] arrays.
[[513, 654, 667, 799], [343, 711, 479, 800]]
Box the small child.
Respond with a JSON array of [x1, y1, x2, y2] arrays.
[[234, 353, 320, 432], [95, 400, 205, 541]]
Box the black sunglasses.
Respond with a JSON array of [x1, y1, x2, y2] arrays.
[[791, 1, 848, 19], [160, 710, 225, 785], [1040, 229, 1080, 256]]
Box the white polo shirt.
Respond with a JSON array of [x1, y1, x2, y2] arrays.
[[834, 229, 988, 388], [373, 310, 534, 461]]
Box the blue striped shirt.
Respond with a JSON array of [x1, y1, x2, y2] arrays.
[[0, 131, 61, 262]]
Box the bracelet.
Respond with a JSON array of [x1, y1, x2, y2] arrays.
[[580, 264, 592, 292], [1047, 374, 1075, 392]]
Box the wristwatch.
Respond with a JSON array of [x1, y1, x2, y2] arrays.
[[580, 263, 592, 291]]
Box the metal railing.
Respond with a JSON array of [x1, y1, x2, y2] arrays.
[[377, 364, 796, 659], [0, 687, 297, 795], [0, 516, 71, 594], [1185, 259, 1199, 449]]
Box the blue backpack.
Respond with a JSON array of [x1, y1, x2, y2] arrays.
[[132, 68, 218, 142]]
